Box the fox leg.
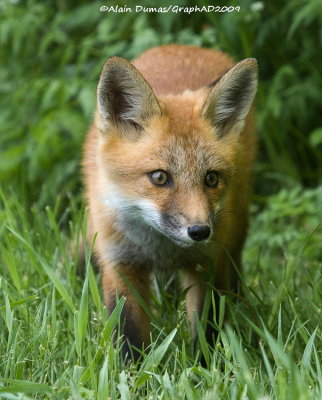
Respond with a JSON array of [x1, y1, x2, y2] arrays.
[[180, 269, 205, 337], [181, 244, 243, 352], [181, 269, 219, 345], [102, 264, 151, 361]]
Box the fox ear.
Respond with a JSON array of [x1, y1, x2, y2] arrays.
[[202, 58, 258, 137], [97, 56, 161, 132]]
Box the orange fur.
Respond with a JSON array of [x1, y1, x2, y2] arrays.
[[82, 45, 258, 360]]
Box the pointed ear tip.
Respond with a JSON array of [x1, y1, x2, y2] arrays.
[[98, 56, 134, 92], [235, 58, 258, 69], [248, 58, 258, 67], [233, 58, 258, 81], [101, 55, 131, 72], [243, 58, 258, 70]]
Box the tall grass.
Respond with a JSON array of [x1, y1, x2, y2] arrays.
[[0, 187, 321, 398]]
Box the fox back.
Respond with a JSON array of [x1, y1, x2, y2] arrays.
[[83, 45, 258, 360]]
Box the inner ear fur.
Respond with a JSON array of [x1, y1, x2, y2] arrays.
[[97, 56, 161, 131], [202, 58, 258, 137]]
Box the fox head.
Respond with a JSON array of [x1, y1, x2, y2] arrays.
[[95, 55, 258, 248]]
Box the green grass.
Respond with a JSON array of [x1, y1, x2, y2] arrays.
[[0, 186, 321, 399]]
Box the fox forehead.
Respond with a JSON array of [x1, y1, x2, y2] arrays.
[[156, 132, 231, 183], [100, 93, 237, 182], [148, 95, 237, 177]]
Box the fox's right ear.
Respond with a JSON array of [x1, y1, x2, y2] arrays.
[[202, 58, 258, 138], [97, 56, 161, 133]]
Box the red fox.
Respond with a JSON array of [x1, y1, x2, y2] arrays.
[[83, 44, 258, 360]]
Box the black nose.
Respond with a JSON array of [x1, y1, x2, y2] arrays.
[[187, 225, 211, 241]]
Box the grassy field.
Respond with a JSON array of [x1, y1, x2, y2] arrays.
[[1, 0, 322, 399], [0, 186, 321, 399]]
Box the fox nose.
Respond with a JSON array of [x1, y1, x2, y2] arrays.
[[187, 225, 211, 241]]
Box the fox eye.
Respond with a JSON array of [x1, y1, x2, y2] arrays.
[[149, 170, 169, 186], [205, 171, 219, 188], [129, 120, 143, 130]]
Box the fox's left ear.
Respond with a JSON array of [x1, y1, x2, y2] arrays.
[[97, 56, 161, 132], [202, 58, 258, 137]]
